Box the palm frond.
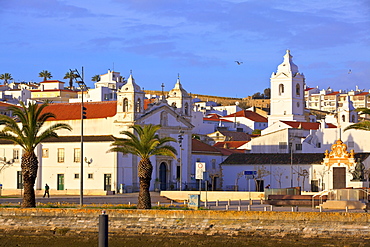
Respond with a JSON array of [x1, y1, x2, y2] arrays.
[[344, 121, 370, 132]]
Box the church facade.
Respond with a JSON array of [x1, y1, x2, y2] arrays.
[[0, 74, 195, 195]]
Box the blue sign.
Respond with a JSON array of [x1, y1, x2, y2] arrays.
[[244, 171, 257, 176]]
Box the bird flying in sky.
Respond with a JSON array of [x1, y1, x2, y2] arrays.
[[235, 61, 243, 65]]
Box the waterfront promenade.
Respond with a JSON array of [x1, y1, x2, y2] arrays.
[[0, 192, 366, 213]]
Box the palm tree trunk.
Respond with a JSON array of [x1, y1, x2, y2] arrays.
[[137, 159, 153, 209], [21, 152, 38, 208]]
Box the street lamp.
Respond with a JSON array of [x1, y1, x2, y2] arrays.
[[70, 68, 87, 207], [178, 130, 184, 191], [289, 137, 294, 188]]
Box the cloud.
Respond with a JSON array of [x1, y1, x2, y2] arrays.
[[0, 0, 94, 18]]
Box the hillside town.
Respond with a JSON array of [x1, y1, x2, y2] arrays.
[[0, 50, 369, 197]]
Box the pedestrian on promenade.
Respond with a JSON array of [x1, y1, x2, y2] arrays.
[[43, 183, 50, 198]]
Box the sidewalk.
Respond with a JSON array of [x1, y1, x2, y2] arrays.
[[0, 193, 367, 213]]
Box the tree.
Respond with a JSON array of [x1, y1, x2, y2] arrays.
[[263, 88, 271, 99], [344, 108, 370, 131], [0, 73, 13, 84], [64, 71, 78, 89], [0, 101, 72, 207], [91, 75, 100, 82], [39, 70, 52, 81], [108, 124, 177, 209]]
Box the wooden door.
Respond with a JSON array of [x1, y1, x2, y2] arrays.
[[333, 167, 346, 189]]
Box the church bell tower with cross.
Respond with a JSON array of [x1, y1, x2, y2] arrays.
[[167, 74, 193, 119], [116, 71, 145, 122], [268, 50, 306, 125]]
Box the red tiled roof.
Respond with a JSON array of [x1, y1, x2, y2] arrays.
[[203, 118, 233, 123], [305, 87, 315, 91], [206, 113, 222, 119], [213, 141, 248, 149], [281, 121, 337, 130], [40, 80, 65, 84], [0, 102, 20, 108], [192, 139, 221, 153], [224, 110, 267, 122], [43, 101, 117, 121], [326, 92, 340, 95], [353, 92, 370, 96], [144, 98, 156, 110]]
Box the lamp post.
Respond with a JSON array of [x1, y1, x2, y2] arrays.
[[71, 68, 87, 207], [289, 137, 294, 188], [178, 130, 184, 191]]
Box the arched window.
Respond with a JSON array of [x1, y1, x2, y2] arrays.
[[351, 115, 355, 123], [123, 98, 128, 112], [171, 102, 177, 108], [296, 83, 300, 96], [184, 102, 189, 115], [136, 98, 141, 112], [342, 115, 345, 122], [279, 84, 284, 95]]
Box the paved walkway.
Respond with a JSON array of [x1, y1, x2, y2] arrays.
[[0, 192, 367, 213]]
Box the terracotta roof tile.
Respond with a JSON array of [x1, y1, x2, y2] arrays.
[[203, 118, 233, 123], [217, 130, 251, 141], [213, 141, 248, 149], [192, 139, 221, 153], [281, 121, 337, 129], [43, 101, 117, 121], [224, 110, 267, 122]]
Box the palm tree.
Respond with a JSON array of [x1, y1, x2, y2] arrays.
[[64, 71, 78, 89], [39, 70, 52, 81], [0, 73, 13, 84], [344, 108, 370, 132], [91, 75, 100, 82], [0, 101, 72, 207], [108, 124, 177, 209]]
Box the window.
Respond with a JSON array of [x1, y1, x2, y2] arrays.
[[295, 143, 302, 150], [211, 159, 216, 170], [123, 98, 128, 112], [57, 148, 65, 163], [184, 102, 189, 115], [74, 148, 81, 163], [136, 98, 141, 112], [42, 148, 49, 158], [348, 141, 354, 148], [74, 173, 80, 179], [279, 84, 284, 95], [17, 171, 23, 189], [13, 149, 19, 162], [296, 83, 300, 96], [316, 142, 321, 148], [279, 142, 287, 149], [88, 173, 93, 179]]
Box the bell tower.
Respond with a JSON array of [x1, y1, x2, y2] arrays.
[[167, 75, 192, 118], [116, 72, 145, 122], [268, 50, 306, 125]]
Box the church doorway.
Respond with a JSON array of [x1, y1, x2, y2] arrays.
[[159, 162, 167, 190], [333, 167, 346, 189]]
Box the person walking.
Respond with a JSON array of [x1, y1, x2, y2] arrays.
[[43, 183, 50, 198]]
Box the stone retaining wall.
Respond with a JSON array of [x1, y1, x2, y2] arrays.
[[1, 208, 370, 237]]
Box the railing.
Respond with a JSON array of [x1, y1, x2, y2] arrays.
[[312, 189, 370, 208]]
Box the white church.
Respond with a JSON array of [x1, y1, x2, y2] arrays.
[[0, 73, 197, 195], [221, 50, 370, 192]]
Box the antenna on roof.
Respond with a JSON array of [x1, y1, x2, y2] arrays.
[[113, 62, 114, 72]]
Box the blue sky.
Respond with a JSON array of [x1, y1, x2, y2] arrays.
[[1, 0, 369, 97]]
